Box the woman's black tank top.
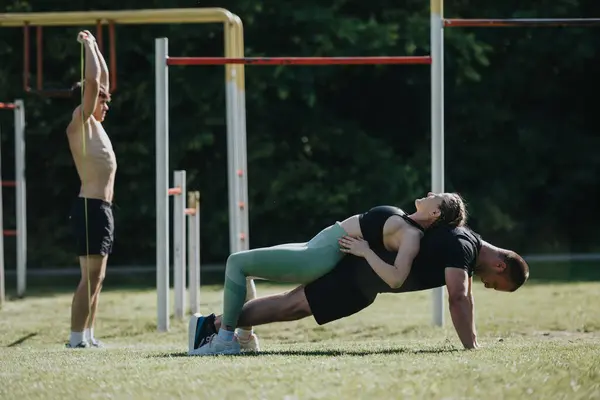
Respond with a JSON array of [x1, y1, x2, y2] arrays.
[[358, 205, 424, 251]]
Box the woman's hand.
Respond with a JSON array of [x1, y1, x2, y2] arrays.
[[338, 235, 371, 257]]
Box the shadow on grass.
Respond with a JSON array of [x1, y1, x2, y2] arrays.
[[152, 347, 459, 358], [5, 333, 38, 347]]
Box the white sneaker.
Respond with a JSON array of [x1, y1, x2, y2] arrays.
[[236, 332, 260, 352], [188, 333, 241, 356]]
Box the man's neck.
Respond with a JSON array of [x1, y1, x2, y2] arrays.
[[474, 241, 495, 275]]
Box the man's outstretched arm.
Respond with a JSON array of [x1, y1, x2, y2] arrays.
[[445, 267, 479, 349], [467, 276, 478, 340], [68, 31, 100, 130], [94, 38, 109, 92], [82, 30, 109, 92]]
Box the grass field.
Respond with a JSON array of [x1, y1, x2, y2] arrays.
[[1, 281, 599, 399]]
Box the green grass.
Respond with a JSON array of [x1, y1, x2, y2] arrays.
[[1, 281, 600, 399]]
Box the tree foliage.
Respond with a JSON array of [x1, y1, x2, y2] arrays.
[[0, 0, 599, 269]]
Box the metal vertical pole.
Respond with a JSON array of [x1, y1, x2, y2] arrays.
[[224, 24, 238, 255], [188, 191, 200, 314], [195, 191, 201, 311], [226, 23, 246, 255], [155, 38, 170, 332], [431, 0, 445, 327], [230, 18, 256, 303], [0, 125, 5, 308], [14, 100, 26, 298], [173, 170, 186, 319], [233, 17, 249, 253]]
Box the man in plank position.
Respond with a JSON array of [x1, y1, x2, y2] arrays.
[[189, 222, 529, 354]]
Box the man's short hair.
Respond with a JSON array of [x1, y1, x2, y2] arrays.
[[503, 251, 530, 291], [70, 81, 110, 101]]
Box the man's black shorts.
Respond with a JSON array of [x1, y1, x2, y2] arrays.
[[69, 197, 115, 257], [304, 255, 378, 325]]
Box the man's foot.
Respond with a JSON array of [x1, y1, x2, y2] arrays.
[[188, 333, 240, 356], [65, 340, 90, 349], [89, 339, 104, 348], [188, 313, 217, 353], [235, 333, 260, 353]]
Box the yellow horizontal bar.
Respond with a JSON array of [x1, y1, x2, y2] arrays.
[[0, 8, 236, 27]]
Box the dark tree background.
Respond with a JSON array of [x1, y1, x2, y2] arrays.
[[0, 0, 599, 271]]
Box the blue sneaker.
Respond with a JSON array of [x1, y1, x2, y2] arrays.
[[188, 313, 216, 354]]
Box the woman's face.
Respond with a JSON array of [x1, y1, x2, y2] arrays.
[[415, 192, 444, 219]]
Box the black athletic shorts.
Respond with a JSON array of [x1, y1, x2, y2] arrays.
[[304, 256, 379, 325], [69, 197, 115, 256]]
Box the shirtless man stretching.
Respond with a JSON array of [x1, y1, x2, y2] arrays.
[[66, 30, 117, 348]]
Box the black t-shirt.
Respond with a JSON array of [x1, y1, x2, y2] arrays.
[[347, 225, 482, 296]]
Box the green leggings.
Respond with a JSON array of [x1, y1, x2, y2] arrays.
[[221, 222, 347, 330]]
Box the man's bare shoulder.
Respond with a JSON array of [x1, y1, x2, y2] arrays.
[[67, 106, 95, 135], [66, 107, 82, 135]]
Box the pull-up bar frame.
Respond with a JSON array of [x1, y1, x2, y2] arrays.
[[167, 56, 432, 66], [160, 3, 600, 331], [0, 7, 247, 330], [156, 37, 428, 331], [0, 100, 26, 307], [0, 8, 244, 96], [432, 1, 600, 326], [153, 9, 248, 332], [444, 18, 600, 27]]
